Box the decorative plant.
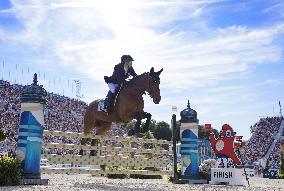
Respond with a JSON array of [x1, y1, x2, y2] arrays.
[[199, 158, 218, 181], [0, 156, 23, 186]]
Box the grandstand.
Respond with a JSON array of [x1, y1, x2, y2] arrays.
[[243, 116, 284, 169]]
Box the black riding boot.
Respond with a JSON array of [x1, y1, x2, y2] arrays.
[[105, 91, 114, 114]]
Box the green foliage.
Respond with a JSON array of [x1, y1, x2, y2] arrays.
[[277, 173, 284, 179], [198, 125, 207, 139], [0, 128, 6, 142], [167, 163, 182, 183], [123, 120, 136, 131], [105, 166, 128, 179], [142, 131, 155, 150], [212, 129, 219, 138], [263, 160, 270, 174], [173, 121, 181, 142], [278, 153, 284, 179], [105, 166, 163, 179], [198, 125, 219, 140], [167, 175, 174, 182], [129, 167, 162, 179], [153, 121, 172, 141], [125, 119, 172, 141], [0, 156, 23, 186], [280, 153, 284, 174]]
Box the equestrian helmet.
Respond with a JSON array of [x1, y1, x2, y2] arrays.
[[121, 55, 134, 63]]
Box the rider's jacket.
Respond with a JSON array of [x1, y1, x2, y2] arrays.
[[104, 63, 137, 84]]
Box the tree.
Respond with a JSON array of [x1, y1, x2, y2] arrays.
[[122, 120, 136, 131], [198, 125, 206, 139], [211, 128, 219, 139], [198, 125, 219, 140], [153, 121, 172, 141], [171, 120, 181, 143], [280, 152, 284, 174]]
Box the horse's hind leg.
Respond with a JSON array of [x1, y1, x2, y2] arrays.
[[90, 120, 112, 156], [79, 107, 96, 155]]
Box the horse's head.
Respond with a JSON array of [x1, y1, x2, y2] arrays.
[[147, 67, 163, 104]]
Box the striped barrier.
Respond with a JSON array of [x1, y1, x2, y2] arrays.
[[41, 130, 173, 176]]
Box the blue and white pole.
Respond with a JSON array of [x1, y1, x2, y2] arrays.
[[179, 101, 200, 178], [16, 74, 47, 179], [180, 122, 199, 177]]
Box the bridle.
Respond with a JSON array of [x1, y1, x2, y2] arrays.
[[147, 73, 159, 98]]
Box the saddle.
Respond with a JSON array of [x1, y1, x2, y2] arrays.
[[97, 86, 122, 112]]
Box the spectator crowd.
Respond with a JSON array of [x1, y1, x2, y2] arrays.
[[243, 116, 283, 169]]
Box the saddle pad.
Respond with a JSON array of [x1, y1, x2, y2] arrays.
[[97, 99, 106, 111]]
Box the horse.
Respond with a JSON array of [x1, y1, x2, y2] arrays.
[[79, 67, 163, 155]]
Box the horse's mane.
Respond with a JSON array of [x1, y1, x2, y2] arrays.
[[126, 72, 149, 87]]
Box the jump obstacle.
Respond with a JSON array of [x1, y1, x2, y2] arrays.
[[41, 130, 173, 176]]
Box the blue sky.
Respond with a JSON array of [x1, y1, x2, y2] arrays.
[[1, 0, 284, 140]]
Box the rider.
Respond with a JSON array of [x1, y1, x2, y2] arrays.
[[104, 55, 137, 114]]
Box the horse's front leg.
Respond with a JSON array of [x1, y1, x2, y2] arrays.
[[127, 112, 142, 135], [133, 111, 142, 134], [141, 112, 151, 133]]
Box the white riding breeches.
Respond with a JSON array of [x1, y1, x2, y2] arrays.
[[108, 83, 119, 93]]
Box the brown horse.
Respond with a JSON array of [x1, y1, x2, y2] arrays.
[[79, 67, 163, 155]]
